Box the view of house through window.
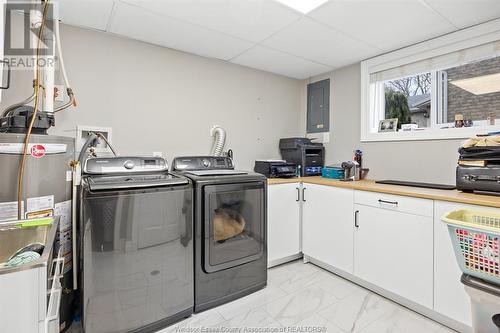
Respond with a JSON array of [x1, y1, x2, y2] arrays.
[[376, 54, 500, 132], [384, 73, 431, 129]]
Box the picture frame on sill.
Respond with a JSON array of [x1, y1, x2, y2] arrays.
[[378, 119, 398, 132]]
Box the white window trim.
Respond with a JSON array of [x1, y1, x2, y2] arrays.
[[361, 18, 500, 142]]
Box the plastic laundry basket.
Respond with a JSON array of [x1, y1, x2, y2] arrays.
[[442, 209, 500, 285]]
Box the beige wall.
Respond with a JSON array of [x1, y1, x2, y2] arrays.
[[2, 20, 464, 183], [1, 23, 302, 170], [302, 63, 462, 185]]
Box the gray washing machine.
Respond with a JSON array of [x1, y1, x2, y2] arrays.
[[79, 157, 193, 333], [172, 156, 267, 313]]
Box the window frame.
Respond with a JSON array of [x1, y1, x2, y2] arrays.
[[360, 19, 500, 142]]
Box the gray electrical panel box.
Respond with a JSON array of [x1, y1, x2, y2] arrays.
[[307, 79, 330, 133]]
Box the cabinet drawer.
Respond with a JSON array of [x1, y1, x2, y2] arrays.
[[354, 190, 433, 217]]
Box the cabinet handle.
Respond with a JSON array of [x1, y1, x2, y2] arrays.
[[302, 188, 306, 202], [354, 210, 359, 228], [378, 199, 398, 205], [296, 187, 300, 202]]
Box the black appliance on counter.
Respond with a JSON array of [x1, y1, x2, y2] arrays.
[[171, 156, 267, 313], [254, 160, 298, 178], [457, 146, 500, 194], [279, 137, 324, 176]]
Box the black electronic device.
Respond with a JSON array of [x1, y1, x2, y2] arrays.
[[254, 160, 298, 178], [279, 137, 324, 176]]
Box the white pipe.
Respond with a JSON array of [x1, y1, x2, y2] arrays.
[[54, 18, 70, 89], [71, 164, 78, 290], [29, 7, 41, 81], [42, 31, 55, 112]]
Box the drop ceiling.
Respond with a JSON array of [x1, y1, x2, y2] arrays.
[[58, 0, 500, 80]]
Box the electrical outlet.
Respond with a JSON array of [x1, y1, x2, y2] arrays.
[[55, 85, 65, 102], [323, 132, 330, 143]]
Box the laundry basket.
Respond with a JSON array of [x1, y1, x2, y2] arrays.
[[442, 209, 500, 285]]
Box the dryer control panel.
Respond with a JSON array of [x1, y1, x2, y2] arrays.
[[172, 156, 234, 171]]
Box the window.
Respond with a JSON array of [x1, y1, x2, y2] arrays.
[[361, 20, 500, 141], [379, 73, 433, 130], [443, 57, 500, 126]]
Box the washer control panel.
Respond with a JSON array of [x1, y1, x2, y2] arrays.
[[84, 156, 168, 174]]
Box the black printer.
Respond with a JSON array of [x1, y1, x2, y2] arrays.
[[254, 160, 298, 178], [279, 137, 325, 176], [457, 146, 500, 194]]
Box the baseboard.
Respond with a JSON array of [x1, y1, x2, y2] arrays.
[[268, 253, 303, 268]]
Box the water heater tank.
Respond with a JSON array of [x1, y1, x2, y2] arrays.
[[0, 132, 75, 331]]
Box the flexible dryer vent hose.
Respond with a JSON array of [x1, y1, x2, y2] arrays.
[[210, 126, 226, 157]]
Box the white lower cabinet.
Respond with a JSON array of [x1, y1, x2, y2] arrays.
[[0, 268, 39, 333], [268, 182, 491, 330], [302, 184, 354, 274], [267, 183, 301, 266], [353, 202, 434, 308], [434, 200, 474, 327], [0, 253, 63, 333]]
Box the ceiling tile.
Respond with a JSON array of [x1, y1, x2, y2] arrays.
[[58, 0, 114, 31], [108, 2, 254, 61], [423, 0, 500, 29], [230, 45, 332, 79], [262, 17, 381, 67], [120, 0, 301, 43], [309, 0, 456, 51], [274, 0, 329, 14]]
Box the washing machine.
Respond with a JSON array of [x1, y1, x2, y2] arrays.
[[79, 156, 193, 333], [172, 156, 267, 313]]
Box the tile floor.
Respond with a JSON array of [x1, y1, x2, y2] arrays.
[[158, 260, 456, 333]]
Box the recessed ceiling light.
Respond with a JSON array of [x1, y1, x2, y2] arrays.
[[275, 0, 329, 14], [450, 73, 500, 95]]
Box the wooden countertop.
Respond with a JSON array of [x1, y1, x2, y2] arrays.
[[268, 176, 500, 208]]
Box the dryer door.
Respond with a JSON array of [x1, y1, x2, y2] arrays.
[[203, 182, 266, 273]]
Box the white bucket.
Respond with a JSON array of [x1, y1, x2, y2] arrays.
[[464, 284, 500, 333]]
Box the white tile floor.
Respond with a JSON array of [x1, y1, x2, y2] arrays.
[[158, 260, 456, 333]]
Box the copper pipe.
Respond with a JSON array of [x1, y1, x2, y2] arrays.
[[17, 1, 50, 219]]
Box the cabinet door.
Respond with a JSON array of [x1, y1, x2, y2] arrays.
[[354, 204, 433, 309], [0, 269, 39, 333], [303, 184, 354, 273], [434, 201, 474, 327], [268, 183, 301, 265]]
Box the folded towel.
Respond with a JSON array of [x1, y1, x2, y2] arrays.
[[462, 136, 500, 148]]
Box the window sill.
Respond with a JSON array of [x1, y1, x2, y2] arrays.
[[361, 125, 500, 142]]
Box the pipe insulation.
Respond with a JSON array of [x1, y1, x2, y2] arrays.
[[54, 17, 70, 89]]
